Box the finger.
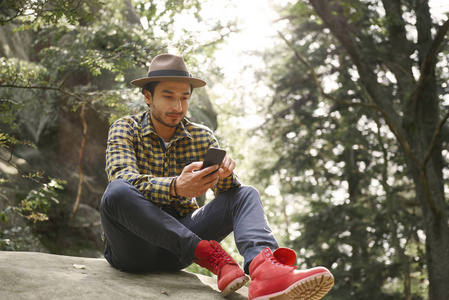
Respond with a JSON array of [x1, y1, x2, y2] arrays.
[[184, 162, 203, 172], [228, 159, 235, 171], [220, 157, 228, 171], [199, 165, 219, 177], [221, 157, 234, 172], [221, 155, 231, 168], [204, 175, 220, 188], [219, 160, 235, 178]]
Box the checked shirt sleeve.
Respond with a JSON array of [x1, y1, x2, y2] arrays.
[[105, 118, 175, 209]]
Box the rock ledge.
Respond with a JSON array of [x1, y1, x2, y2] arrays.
[[0, 251, 248, 300]]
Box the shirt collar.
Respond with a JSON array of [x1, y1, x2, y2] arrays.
[[141, 111, 193, 141]]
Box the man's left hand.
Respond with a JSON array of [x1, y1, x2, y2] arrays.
[[218, 155, 235, 178]]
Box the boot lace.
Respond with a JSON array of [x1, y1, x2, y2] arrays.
[[268, 257, 297, 269], [195, 242, 236, 273]]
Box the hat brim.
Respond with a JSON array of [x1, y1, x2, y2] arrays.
[[130, 76, 206, 89]]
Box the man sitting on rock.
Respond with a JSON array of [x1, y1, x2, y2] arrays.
[[100, 53, 334, 299]]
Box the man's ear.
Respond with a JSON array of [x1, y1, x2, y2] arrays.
[[144, 90, 152, 105]]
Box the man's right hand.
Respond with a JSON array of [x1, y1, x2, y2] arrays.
[[171, 162, 220, 198]]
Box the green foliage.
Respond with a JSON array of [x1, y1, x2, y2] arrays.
[[0, 99, 35, 150], [0, 57, 49, 86], [0, 132, 18, 148], [1, 178, 65, 224], [15, 178, 65, 223], [0, 99, 23, 129], [0, 0, 102, 27]]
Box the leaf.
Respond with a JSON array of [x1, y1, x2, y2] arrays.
[[73, 264, 86, 269], [1, 212, 7, 222]]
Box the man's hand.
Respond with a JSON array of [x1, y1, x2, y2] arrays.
[[170, 155, 236, 198], [218, 155, 235, 179], [171, 162, 219, 198]]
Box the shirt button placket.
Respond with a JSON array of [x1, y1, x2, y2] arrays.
[[164, 147, 172, 177]]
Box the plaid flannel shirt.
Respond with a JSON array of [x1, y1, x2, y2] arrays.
[[105, 111, 241, 216]]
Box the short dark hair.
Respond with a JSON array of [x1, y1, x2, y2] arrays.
[[142, 81, 194, 97], [142, 81, 160, 96]]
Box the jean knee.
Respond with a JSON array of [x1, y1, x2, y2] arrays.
[[229, 185, 263, 209], [238, 185, 261, 201], [240, 185, 260, 196], [100, 179, 133, 212]]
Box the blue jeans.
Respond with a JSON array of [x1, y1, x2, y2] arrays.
[[100, 179, 279, 273]]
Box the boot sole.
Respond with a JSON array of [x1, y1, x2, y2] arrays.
[[221, 275, 250, 297], [253, 272, 334, 300]]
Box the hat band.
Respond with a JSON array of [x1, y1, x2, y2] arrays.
[[147, 69, 192, 78]]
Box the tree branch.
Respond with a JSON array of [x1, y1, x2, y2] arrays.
[[0, 155, 42, 184], [277, 30, 420, 167], [423, 109, 449, 167], [58, 67, 81, 90], [0, 84, 85, 102]]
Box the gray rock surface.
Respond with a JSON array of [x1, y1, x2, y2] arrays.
[[0, 251, 248, 300]]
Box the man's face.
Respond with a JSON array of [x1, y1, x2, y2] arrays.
[[145, 81, 191, 129]]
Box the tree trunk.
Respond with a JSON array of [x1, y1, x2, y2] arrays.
[[409, 4, 449, 294], [426, 213, 449, 300], [308, 0, 449, 298], [407, 156, 449, 300]]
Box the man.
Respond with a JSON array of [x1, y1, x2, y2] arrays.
[[100, 53, 334, 299]]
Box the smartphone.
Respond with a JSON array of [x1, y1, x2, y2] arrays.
[[200, 148, 226, 171]]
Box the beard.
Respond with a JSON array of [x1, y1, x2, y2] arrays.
[[150, 103, 184, 128]]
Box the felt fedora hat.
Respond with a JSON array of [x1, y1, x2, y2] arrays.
[[130, 54, 206, 88]]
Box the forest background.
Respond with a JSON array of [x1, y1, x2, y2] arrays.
[[0, 0, 448, 299]]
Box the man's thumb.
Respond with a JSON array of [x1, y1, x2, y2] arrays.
[[184, 161, 203, 172]]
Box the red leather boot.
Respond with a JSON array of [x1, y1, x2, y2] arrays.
[[248, 247, 334, 300], [194, 240, 250, 296]]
